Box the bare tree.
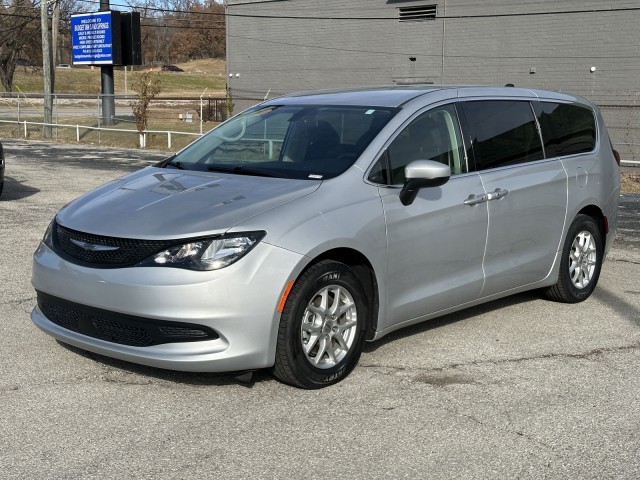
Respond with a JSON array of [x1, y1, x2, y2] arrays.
[[131, 71, 161, 147], [0, 0, 39, 92], [0, 0, 82, 92], [127, 0, 225, 65]]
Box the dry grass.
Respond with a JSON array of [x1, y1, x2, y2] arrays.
[[164, 58, 226, 76], [11, 59, 226, 97], [3, 60, 227, 150], [0, 112, 211, 151], [621, 172, 640, 194]]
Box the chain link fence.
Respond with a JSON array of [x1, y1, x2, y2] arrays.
[[2, 93, 640, 161], [0, 93, 227, 151], [600, 105, 640, 162]]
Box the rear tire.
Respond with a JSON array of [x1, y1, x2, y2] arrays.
[[272, 260, 368, 389], [544, 214, 603, 303]]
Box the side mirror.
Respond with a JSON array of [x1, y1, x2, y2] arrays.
[[399, 160, 451, 206]]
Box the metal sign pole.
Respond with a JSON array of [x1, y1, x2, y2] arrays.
[[100, 0, 115, 126]]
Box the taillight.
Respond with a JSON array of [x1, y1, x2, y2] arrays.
[[612, 148, 621, 166], [610, 139, 621, 166]]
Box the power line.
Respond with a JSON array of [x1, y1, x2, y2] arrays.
[[228, 33, 640, 60], [3, 2, 639, 37], [225, 5, 640, 21], [141, 22, 224, 29], [4, 3, 640, 24], [0, 11, 39, 21], [66, 2, 640, 21]]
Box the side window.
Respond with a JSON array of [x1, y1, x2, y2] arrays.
[[460, 100, 544, 171], [368, 150, 389, 184], [533, 102, 596, 158], [377, 104, 466, 185]]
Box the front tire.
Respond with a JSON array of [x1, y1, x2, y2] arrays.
[[272, 260, 368, 389], [544, 214, 603, 303]]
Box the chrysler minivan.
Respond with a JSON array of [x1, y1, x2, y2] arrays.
[[31, 86, 620, 388]]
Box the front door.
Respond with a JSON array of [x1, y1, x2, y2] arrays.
[[376, 104, 489, 326]]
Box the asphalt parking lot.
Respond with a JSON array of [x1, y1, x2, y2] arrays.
[[1, 139, 639, 479]]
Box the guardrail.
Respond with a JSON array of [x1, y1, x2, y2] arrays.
[[0, 119, 202, 149]]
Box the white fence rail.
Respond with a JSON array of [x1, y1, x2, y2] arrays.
[[0, 92, 227, 149], [0, 118, 202, 149]]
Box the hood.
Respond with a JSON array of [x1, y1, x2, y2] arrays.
[[56, 167, 320, 238]]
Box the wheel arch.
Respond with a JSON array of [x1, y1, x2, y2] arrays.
[[304, 248, 380, 341], [577, 204, 607, 246], [544, 210, 604, 303]]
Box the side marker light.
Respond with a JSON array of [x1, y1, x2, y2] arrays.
[[278, 281, 295, 313]]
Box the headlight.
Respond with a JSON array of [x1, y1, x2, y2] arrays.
[[42, 219, 55, 249], [139, 231, 266, 271]]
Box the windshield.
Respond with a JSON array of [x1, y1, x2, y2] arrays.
[[166, 104, 397, 180]]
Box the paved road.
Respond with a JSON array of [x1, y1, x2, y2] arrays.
[[1, 139, 639, 479]]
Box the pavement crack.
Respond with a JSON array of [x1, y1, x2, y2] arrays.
[[100, 372, 155, 386], [608, 256, 640, 266], [442, 404, 556, 452], [361, 343, 640, 375], [438, 343, 640, 370], [1, 296, 36, 309]]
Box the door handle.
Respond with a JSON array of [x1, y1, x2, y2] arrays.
[[486, 188, 510, 201], [463, 193, 488, 206]]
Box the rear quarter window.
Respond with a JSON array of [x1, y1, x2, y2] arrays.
[[533, 102, 596, 158]]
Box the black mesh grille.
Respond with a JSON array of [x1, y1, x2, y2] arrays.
[[38, 292, 218, 347], [54, 222, 177, 267]]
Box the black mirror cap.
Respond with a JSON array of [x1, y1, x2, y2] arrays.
[[400, 177, 449, 205]]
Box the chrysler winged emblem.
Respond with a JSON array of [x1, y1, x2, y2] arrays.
[[70, 238, 120, 252]]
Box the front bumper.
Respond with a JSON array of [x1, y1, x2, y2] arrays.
[[31, 240, 304, 372]]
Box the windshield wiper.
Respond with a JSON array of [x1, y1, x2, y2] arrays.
[[165, 160, 186, 170], [157, 155, 186, 170], [207, 165, 275, 177]]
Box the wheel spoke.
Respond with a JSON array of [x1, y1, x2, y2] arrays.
[[317, 289, 330, 313], [312, 336, 328, 365], [335, 303, 354, 319], [302, 322, 322, 335], [334, 332, 349, 351], [327, 287, 342, 316], [325, 341, 338, 364], [303, 333, 321, 355], [568, 230, 598, 289], [307, 304, 325, 317], [302, 325, 322, 336], [299, 282, 359, 369], [339, 319, 357, 333]]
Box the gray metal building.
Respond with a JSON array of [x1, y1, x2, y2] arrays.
[[225, 0, 640, 158]]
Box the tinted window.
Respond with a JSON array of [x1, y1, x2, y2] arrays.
[[461, 101, 544, 171], [533, 102, 596, 157], [371, 104, 466, 184]]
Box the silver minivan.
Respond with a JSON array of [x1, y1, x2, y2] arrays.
[[31, 86, 621, 388]]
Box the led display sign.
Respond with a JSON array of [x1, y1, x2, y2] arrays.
[[71, 11, 122, 65]]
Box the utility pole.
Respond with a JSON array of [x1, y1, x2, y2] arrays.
[[41, 0, 53, 138], [52, 0, 60, 67], [100, 0, 115, 125]]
